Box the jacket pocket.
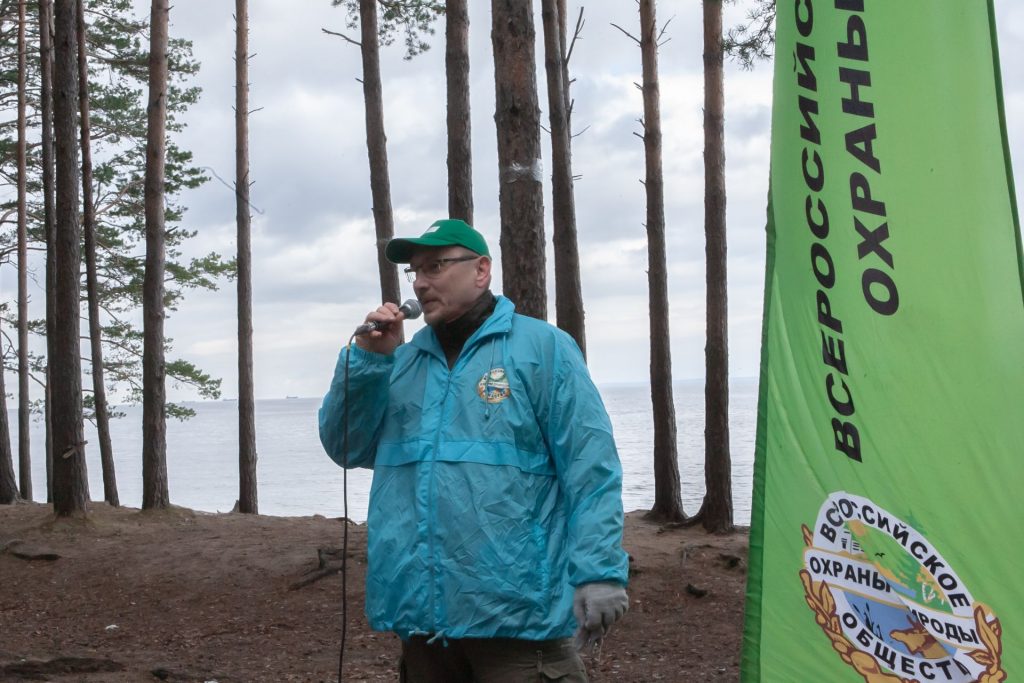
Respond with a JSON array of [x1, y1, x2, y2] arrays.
[[431, 461, 561, 633]]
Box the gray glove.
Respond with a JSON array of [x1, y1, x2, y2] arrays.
[[573, 581, 628, 652]]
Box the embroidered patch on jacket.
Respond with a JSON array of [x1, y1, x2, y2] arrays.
[[477, 368, 511, 404]]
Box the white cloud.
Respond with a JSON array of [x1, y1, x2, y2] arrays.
[[100, 1, 1024, 400]]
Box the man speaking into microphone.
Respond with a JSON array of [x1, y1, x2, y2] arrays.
[[319, 219, 628, 682]]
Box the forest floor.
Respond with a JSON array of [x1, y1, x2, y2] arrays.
[[0, 502, 748, 682]]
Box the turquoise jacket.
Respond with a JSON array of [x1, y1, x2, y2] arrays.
[[319, 296, 628, 641]]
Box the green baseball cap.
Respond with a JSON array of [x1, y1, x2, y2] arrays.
[[385, 219, 490, 264]]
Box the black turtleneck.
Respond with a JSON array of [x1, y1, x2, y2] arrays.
[[433, 290, 497, 369]]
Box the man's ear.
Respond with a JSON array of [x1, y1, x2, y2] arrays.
[[475, 256, 492, 287]]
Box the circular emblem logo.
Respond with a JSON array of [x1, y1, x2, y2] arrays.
[[477, 368, 511, 404], [801, 492, 1003, 683]]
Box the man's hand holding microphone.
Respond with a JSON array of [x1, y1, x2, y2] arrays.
[[353, 299, 421, 355]]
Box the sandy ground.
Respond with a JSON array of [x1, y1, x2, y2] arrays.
[[0, 502, 748, 682]]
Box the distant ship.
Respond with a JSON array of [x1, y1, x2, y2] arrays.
[[285, 395, 299, 400]]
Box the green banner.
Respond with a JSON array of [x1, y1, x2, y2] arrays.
[[742, 2, 1023, 682]]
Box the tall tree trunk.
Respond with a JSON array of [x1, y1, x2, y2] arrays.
[[557, 0, 573, 122], [359, 0, 401, 305], [17, 0, 32, 502], [491, 0, 546, 319], [235, 0, 257, 515], [51, 0, 89, 516], [0, 319, 19, 504], [39, 0, 56, 505], [541, 0, 585, 356], [77, 0, 118, 507], [445, 0, 472, 224], [700, 0, 732, 532], [44, 373, 52, 501], [640, 0, 684, 523], [142, 0, 170, 510]]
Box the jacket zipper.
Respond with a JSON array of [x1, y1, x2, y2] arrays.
[[428, 369, 453, 635], [423, 304, 507, 636]]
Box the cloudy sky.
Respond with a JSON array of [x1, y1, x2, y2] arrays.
[[11, 1, 1023, 402]]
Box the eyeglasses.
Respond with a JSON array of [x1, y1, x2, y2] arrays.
[[404, 256, 479, 283]]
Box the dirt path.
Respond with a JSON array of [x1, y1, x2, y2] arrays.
[[0, 503, 747, 682]]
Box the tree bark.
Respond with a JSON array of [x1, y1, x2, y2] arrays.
[[541, 0, 585, 356], [445, 0, 472, 225], [52, 0, 89, 516], [359, 0, 401, 306], [17, 0, 32, 502], [556, 0, 571, 127], [491, 0, 546, 320], [142, 0, 170, 510], [77, 0, 118, 507], [44, 371, 52, 502], [38, 0, 56, 505], [0, 318, 19, 504], [700, 0, 732, 532], [639, 0, 684, 524], [235, 0, 258, 515]]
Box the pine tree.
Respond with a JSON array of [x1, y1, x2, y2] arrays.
[[698, 0, 733, 532], [0, 0, 229, 431], [39, 0, 56, 504], [358, 0, 400, 305], [541, 0, 586, 355], [16, 0, 32, 501], [0, 313, 19, 504], [615, 0, 686, 523], [445, 0, 472, 224], [235, 0, 257, 514], [491, 0, 546, 319], [328, 0, 443, 305], [723, 0, 775, 70], [141, 0, 170, 510], [51, 0, 90, 516]]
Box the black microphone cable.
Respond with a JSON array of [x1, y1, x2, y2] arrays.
[[336, 301, 420, 681], [337, 332, 355, 683]]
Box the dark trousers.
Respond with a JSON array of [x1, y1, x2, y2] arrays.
[[399, 636, 587, 682]]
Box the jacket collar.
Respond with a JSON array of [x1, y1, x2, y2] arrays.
[[409, 295, 515, 362], [433, 290, 497, 361]]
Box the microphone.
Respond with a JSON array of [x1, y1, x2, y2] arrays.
[[354, 299, 423, 335]]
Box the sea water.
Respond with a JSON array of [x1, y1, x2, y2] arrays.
[[17, 378, 758, 524]]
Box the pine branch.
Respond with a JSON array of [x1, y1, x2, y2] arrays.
[[322, 27, 360, 47], [565, 7, 585, 65], [610, 22, 640, 46]]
